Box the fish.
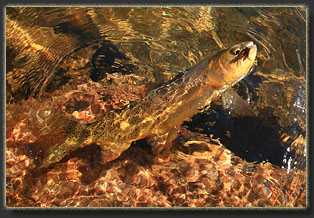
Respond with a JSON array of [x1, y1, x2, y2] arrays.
[[39, 41, 257, 169]]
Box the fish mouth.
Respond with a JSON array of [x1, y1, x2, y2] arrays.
[[238, 42, 254, 61]]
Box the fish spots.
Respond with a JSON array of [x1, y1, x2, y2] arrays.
[[129, 115, 142, 125]]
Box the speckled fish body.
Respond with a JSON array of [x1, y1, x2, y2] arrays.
[[40, 41, 257, 168]]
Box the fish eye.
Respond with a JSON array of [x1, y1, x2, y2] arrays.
[[231, 47, 241, 55]]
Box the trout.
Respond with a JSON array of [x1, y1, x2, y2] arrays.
[[39, 41, 257, 168]]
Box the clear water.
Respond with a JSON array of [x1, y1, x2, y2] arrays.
[[6, 7, 307, 207]]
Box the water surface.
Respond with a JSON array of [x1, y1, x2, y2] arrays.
[[6, 6, 307, 207]]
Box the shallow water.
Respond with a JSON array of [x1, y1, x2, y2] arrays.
[[6, 7, 307, 207]]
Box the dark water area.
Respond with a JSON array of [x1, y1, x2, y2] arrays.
[[5, 7, 307, 207]]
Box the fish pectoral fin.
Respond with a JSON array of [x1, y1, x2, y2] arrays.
[[98, 142, 131, 165], [146, 127, 178, 156]]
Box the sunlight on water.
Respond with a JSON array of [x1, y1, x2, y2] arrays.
[[6, 7, 306, 207]]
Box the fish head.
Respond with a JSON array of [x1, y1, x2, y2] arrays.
[[206, 41, 257, 89]]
